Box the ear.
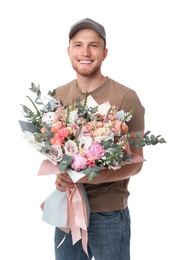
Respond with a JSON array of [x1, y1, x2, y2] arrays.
[[67, 46, 70, 58], [102, 48, 108, 61]]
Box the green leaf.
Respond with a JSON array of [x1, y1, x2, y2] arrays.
[[35, 96, 42, 105], [102, 139, 112, 149], [140, 140, 146, 146], [159, 137, 166, 143], [90, 106, 98, 114], [82, 166, 102, 181], [82, 166, 100, 174], [150, 134, 156, 142], [136, 131, 143, 138], [133, 139, 139, 148], [103, 151, 111, 157], [48, 89, 56, 97], [59, 155, 73, 172], [29, 82, 38, 93], [88, 171, 99, 181]]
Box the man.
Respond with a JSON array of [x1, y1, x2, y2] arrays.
[[54, 18, 145, 260]]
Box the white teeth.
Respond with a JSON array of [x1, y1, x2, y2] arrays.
[[79, 61, 91, 64]]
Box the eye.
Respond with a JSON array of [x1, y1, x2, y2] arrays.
[[74, 43, 82, 47], [91, 43, 98, 48]]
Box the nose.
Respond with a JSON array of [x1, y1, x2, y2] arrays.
[[81, 46, 91, 56]]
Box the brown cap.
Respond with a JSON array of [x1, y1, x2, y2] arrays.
[[69, 18, 106, 44]]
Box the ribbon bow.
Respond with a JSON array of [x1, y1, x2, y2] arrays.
[[61, 185, 88, 256]]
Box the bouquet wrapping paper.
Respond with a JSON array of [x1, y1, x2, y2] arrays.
[[38, 160, 90, 255]]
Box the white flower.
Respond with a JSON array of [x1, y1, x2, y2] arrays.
[[94, 132, 114, 143], [69, 110, 78, 124], [42, 112, 59, 124], [78, 136, 93, 151], [124, 112, 133, 122], [41, 95, 58, 112], [22, 131, 44, 151]]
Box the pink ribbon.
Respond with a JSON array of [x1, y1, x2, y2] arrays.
[[62, 185, 88, 257], [38, 160, 89, 257]]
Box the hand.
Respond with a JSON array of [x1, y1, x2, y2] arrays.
[[55, 172, 75, 192]]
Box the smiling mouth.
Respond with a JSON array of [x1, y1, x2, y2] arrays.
[[79, 60, 92, 64]]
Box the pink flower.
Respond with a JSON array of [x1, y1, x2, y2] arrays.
[[50, 127, 70, 146], [58, 127, 70, 140], [71, 154, 88, 171], [86, 141, 105, 160], [114, 120, 128, 134], [51, 121, 62, 134], [86, 158, 96, 168]]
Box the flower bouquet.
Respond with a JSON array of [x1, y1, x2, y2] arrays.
[[19, 83, 166, 254]]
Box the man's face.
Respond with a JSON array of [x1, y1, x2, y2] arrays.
[[68, 29, 107, 77]]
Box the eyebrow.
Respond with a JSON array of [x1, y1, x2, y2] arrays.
[[72, 41, 100, 45]]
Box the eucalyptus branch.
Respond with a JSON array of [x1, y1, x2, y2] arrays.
[[103, 107, 112, 123], [82, 92, 88, 111], [25, 95, 41, 117], [121, 132, 129, 147], [130, 131, 166, 148], [66, 104, 70, 125]]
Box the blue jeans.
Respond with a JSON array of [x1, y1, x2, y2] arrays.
[[54, 207, 131, 260]]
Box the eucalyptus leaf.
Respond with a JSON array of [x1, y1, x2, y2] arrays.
[[102, 139, 112, 149], [136, 131, 143, 138], [59, 155, 73, 172], [88, 172, 99, 181]]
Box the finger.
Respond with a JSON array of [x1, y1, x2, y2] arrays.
[[59, 173, 73, 183], [55, 180, 67, 192], [61, 180, 75, 189], [56, 174, 74, 187], [55, 177, 75, 190]]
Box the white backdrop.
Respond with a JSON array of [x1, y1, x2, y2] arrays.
[[0, 0, 184, 259]]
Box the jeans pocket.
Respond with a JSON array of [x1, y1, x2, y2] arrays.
[[96, 210, 122, 220]]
